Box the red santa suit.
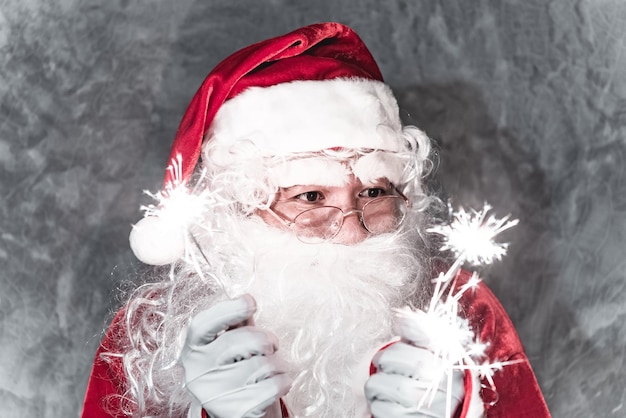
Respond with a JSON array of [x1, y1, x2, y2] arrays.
[[81, 22, 550, 418], [453, 270, 550, 417], [82, 270, 550, 417]]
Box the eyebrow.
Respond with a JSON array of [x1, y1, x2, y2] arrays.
[[275, 185, 325, 198]]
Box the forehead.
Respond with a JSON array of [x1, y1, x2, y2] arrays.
[[269, 151, 405, 188]]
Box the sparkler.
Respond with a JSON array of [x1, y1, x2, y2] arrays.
[[133, 154, 231, 294], [397, 203, 519, 416], [140, 154, 213, 225]]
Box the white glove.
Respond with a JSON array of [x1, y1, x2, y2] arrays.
[[180, 294, 292, 418], [365, 342, 464, 418], [364, 310, 465, 418]]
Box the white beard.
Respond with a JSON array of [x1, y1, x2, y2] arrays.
[[212, 217, 430, 417]]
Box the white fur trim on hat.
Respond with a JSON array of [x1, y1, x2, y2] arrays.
[[206, 78, 405, 166], [270, 158, 351, 188], [268, 151, 406, 189]]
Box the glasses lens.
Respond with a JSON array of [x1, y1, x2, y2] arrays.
[[293, 207, 344, 243], [362, 196, 407, 234]]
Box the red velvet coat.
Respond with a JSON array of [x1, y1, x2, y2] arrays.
[[81, 270, 550, 417], [427, 270, 550, 417]]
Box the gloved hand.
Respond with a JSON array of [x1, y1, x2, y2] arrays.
[[180, 294, 292, 418], [364, 314, 465, 418]]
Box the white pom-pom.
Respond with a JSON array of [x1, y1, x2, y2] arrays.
[[129, 216, 186, 265]]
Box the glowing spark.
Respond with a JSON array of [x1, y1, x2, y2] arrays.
[[429, 203, 519, 266], [395, 203, 519, 415], [140, 154, 220, 231], [451, 272, 482, 303], [465, 337, 489, 358], [138, 155, 230, 291], [396, 306, 474, 364]]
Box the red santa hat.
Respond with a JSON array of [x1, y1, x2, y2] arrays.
[[130, 22, 411, 265]]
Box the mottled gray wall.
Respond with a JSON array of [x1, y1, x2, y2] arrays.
[[1, 1, 624, 417]]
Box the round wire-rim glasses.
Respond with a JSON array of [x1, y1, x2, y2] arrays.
[[266, 189, 411, 243]]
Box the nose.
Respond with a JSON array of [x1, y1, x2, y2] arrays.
[[332, 211, 369, 245]]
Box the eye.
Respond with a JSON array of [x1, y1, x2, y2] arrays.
[[360, 187, 389, 199], [295, 191, 324, 202]]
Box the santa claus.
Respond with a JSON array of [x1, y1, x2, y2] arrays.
[[81, 22, 550, 418]]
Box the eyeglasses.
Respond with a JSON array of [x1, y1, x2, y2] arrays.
[[266, 191, 410, 243]]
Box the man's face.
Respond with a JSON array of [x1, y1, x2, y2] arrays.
[[239, 172, 423, 418], [257, 173, 406, 245]]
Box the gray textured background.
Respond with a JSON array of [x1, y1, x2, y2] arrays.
[[1, 1, 625, 417]]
